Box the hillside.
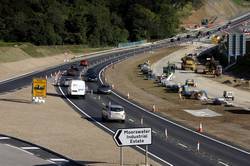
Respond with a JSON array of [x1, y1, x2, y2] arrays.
[[182, 0, 250, 26]]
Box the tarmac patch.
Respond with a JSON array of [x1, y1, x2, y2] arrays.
[[183, 108, 222, 117]]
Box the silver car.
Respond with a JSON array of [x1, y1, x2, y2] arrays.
[[102, 104, 126, 122]]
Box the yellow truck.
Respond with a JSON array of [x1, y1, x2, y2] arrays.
[[181, 56, 196, 71]]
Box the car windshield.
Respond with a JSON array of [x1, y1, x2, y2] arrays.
[[110, 107, 124, 112]]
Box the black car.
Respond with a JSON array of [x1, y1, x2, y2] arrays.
[[97, 84, 112, 94], [85, 73, 98, 82], [66, 65, 79, 76]]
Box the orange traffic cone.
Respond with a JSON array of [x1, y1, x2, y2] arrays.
[[197, 122, 203, 133], [127, 92, 130, 99], [152, 104, 156, 112]]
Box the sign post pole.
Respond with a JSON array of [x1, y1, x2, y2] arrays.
[[120, 147, 123, 166], [145, 145, 148, 166]]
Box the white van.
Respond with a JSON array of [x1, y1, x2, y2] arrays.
[[68, 80, 86, 98]]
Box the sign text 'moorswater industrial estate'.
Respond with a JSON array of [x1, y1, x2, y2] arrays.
[[114, 128, 152, 147]]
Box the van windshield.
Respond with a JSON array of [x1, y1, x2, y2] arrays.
[[110, 107, 124, 112]]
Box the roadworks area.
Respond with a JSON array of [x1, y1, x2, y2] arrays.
[[104, 44, 250, 150]]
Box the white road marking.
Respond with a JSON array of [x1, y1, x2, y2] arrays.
[[47, 159, 56, 164], [0, 137, 10, 140], [99, 57, 250, 155], [178, 143, 188, 148], [102, 103, 106, 105], [5, 144, 34, 156], [50, 158, 69, 162], [218, 161, 229, 166], [152, 130, 157, 134], [128, 119, 134, 122], [21, 147, 40, 150]]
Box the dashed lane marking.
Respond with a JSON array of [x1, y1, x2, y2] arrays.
[[218, 161, 229, 166], [178, 143, 188, 148], [128, 119, 134, 122], [5, 144, 34, 156]]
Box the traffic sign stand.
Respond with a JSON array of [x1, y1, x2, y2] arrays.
[[145, 145, 148, 166], [120, 147, 123, 166]]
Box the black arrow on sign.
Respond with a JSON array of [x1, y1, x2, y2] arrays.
[[114, 129, 122, 146]]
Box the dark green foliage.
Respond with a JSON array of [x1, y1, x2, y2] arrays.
[[0, 0, 198, 46]]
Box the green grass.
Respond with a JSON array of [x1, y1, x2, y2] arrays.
[[232, 0, 250, 5], [0, 41, 111, 62]]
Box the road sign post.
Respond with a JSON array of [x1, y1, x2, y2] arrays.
[[145, 145, 148, 166], [120, 147, 123, 166], [114, 128, 152, 165]]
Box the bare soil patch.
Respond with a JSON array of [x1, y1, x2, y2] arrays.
[[105, 47, 250, 149]]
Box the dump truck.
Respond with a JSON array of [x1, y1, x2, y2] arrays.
[[181, 56, 196, 71]]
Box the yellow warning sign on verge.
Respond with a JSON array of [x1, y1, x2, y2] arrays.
[[32, 78, 47, 97]]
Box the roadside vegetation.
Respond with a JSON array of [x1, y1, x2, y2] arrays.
[[0, 0, 201, 47], [232, 0, 250, 5]]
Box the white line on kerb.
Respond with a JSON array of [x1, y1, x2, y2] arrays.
[[50, 158, 69, 162], [58, 86, 173, 166], [218, 161, 229, 166], [178, 143, 188, 148], [21, 147, 40, 150], [99, 60, 250, 155], [0, 137, 10, 140]]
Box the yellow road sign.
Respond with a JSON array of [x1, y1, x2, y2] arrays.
[[32, 78, 47, 97]]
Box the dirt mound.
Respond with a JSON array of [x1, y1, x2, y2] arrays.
[[0, 47, 30, 63], [182, 0, 250, 26]]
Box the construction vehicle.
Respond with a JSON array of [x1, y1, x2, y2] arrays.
[[185, 79, 196, 87], [223, 91, 234, 101], [195, 58, 222, 76], [163, 62, 176, 76], [204, 57, 222, 76], [181, 55, 196, 71]]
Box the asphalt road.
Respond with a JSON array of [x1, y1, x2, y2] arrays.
[[0, 14, 249, 166]]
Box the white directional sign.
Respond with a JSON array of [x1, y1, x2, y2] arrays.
[[113, 128, 152, 147]]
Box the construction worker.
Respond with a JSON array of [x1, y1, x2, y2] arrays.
[[178, 84, 183, 100]]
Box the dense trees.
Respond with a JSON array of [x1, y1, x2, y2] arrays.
[[0, 0, 199, 46]]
